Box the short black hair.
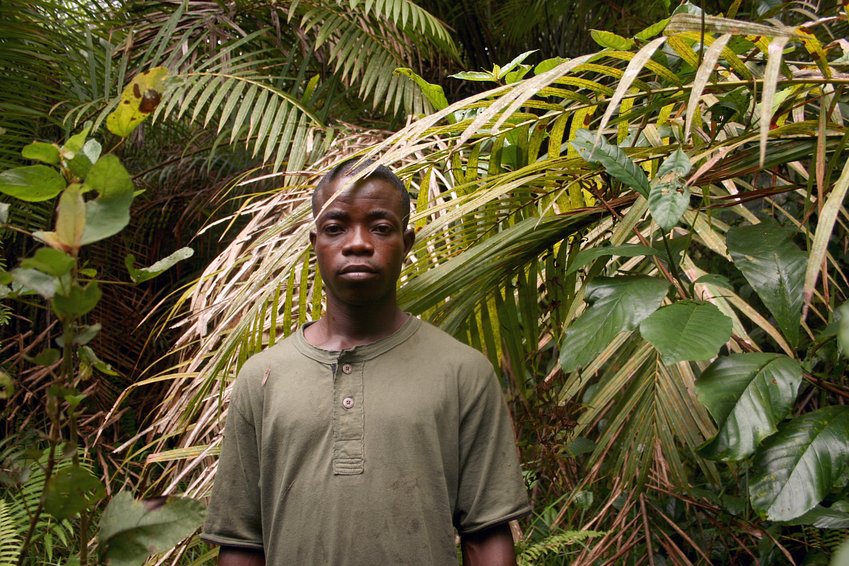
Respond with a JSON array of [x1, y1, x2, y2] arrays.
[[312, 159, 411, 226]]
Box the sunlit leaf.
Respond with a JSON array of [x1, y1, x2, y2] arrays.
[[697, 353, 801, 461], [565, 244, 660, 276], [394, 68, 449, 112], [11, 268, 56, 298], [107, 67, 169, 137], [22, 141, 59, 165], [35, 184, 86, 255], [560, 276, 669, 372], [0, 165, 65, 202], [640, 301, 731, 363], [125, 247, 194, 283], [750, 406, 849, 521], [590, 30, 634, 50]]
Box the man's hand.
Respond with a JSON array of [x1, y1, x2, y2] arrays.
[[218, 547, 265, 566], [460, 522, 517, 566]]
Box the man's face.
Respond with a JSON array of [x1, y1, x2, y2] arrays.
[[310, 175, 414, 307]]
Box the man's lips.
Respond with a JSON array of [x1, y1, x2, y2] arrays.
[[339, 264, 377, 274]]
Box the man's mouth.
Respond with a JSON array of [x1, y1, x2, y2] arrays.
[[339, 264, 377, 275]]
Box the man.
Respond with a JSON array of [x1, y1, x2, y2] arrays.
[[202, 160, 531, 565]]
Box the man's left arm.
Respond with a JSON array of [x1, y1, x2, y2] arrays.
[[460, 522, 517, 566]]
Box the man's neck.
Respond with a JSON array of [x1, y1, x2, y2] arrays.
[[304, 297, 408, 351]]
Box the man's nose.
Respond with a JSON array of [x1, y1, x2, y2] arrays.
[[343, 226, 373, 254]]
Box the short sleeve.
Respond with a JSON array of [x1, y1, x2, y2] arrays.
[[200, 369, 264, 550], [453, 363, 531, 533]]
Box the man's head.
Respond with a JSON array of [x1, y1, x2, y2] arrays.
[[310, 160, 415, 308], [312, 160, 411, 228]]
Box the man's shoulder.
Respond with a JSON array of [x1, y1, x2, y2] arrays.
[[412, 319, 493, 372], [236, 333, 303, 384]]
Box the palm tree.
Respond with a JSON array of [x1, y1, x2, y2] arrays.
[[143, 1, 849, 561]]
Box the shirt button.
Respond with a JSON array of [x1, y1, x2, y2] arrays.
[[341, 363, 353, 374], [342, 396, 355, 409]]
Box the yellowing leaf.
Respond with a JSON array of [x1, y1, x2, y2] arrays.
[[107, 67, 169, 138]]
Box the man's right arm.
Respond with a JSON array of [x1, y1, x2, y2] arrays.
[[218, 547, 265, 566]]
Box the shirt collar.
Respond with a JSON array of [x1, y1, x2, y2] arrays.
[[294, 315, 421, 363]]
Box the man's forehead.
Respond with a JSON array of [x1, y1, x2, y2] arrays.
[[315, 176, 402, 208]]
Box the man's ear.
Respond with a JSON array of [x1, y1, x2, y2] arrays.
[[403, 227, 415, 255], [309, 229, 317, 247]]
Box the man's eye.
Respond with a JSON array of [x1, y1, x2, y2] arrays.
[[373, 224, 393, 234], [323, 224, 344, 235]]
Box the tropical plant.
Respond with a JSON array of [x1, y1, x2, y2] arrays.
[[142, 0, 849, 561], [0, 66, 207, 564]]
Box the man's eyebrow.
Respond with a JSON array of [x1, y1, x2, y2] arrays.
[[366, 209, 400, 222], [317, 210, 349, 222]]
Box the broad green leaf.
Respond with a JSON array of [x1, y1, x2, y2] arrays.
[[33, 348, 60, 366], [0, 371, 12, 400], [783, 501, 849, 528], [125, 247, 194, 284], [648, 182, 690, 231], [107, 67, 169, 137], [727, 222, 805, 346], [63, 122, 92, 155], [21, 248, 74, 276], [656, 148, 692, 178], [66, 153, 92, 180], [833, 538, 849, 566], [98, 491, 205, 566], [634, 18, 670, 40], [534, 57, 567, 75], [449, 70, 495, 82], [498, 50, 536, 77], [81, 155, 134, 245], [0, 165, 66, 202], [44, 465, 105, 520], [640, 301, 731, 363], [22, 142, 59, 164], [74, 323, 102, 346], [81, 139, 102, 164], [697, 353, 802, 461], [80, 345, 118, 377], [649, 149, 693, 229], [750, 406, 849, 521], [53, 281, 101, 320], [571, 129, 651, 197], [838, 302, 849, 358], [565, 244, 660, 276], [560, 276, 669, 372], [35, 184, 86, 254], [590, 30, 634, 50], [394, 68, 449, 112], [11, 268, 56, 298]]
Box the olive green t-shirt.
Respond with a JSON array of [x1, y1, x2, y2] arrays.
[[201, 316, 530, 564]]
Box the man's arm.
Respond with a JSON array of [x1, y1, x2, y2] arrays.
[[460, 522, 517, 566], [218, 546, 265, 566]]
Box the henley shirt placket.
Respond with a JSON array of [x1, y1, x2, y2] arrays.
[[332, 356, 365, 475]]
